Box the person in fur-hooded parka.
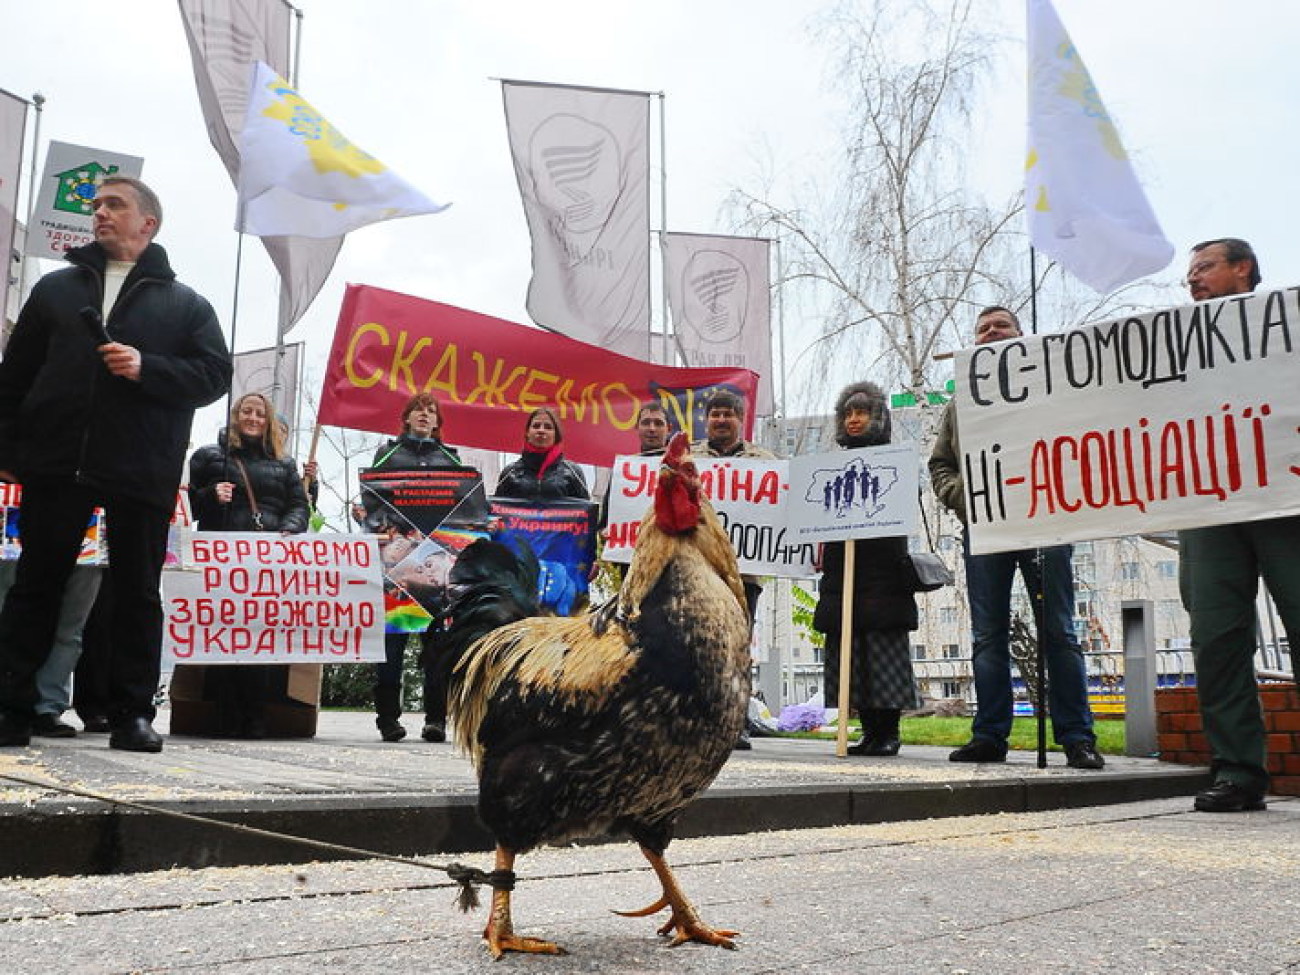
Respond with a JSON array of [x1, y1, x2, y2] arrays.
[[815, 381, 920, 757]]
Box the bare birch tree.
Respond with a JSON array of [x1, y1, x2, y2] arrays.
[[730, 0, 1022, 417]]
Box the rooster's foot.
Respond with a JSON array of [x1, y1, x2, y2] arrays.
[[484, 930, 566, 959], [615, 894, 739, 949]]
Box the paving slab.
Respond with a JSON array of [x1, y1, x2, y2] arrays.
[[1, 798, 1296, 974]]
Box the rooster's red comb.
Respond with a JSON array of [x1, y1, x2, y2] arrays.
[[655, 432, 700, 534]]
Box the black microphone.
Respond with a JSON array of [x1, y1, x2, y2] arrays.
[[79, 306, 112, 346]]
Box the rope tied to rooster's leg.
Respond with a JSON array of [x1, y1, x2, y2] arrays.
[[445, 862, 516, 912]]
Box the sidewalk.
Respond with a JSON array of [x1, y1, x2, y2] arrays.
[[0, 710, 1210, 878]]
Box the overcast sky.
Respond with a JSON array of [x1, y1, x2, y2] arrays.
[[4, 0, 1298, 450]]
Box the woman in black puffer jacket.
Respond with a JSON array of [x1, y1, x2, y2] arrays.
[[494, 407, 589, 500], [184, 392, 310, 738], [814, 381, 921, 758], [358, 392, 464, 744]]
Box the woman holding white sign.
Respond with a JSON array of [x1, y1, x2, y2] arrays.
[[813, 382, 921, 756], [184, 392, 311, 738]]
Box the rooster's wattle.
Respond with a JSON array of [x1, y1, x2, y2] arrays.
[[441, 432, 752, 957]]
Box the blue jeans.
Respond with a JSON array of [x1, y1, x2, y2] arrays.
[[0, 561, 104, 716], [963, 537, 1094, 746]]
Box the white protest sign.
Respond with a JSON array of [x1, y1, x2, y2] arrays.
[[603, 455, 817, 577], [25, 140, 144, 260], [787, 443, 919, 543], [959, 288, 1300, 555], [163, 533, 386, 665]]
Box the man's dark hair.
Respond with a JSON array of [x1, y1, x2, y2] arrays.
[[976, 305, 1020, 327], [704, 390, 745, 418], [1191, 238, 1261, 288], [636, 402, 668, 423], [100, 176, 163, 235]]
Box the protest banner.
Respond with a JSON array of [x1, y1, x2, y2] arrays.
[[603, 456, 819, 577], [317, 284, 760, 466], [956, 288, 1300, 555], [786, 443, 919, 543], [162, 533, 386, 665], [357, 466, 492, 633], [489, 498, 598, 615]]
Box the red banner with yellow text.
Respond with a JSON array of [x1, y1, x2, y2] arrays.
[[318, 285, 760, 466]]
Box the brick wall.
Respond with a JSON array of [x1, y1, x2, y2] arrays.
[[1156, 684, 1300, 796]]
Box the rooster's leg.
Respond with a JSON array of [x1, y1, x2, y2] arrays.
[[615, 846, 739, 949], [482, 846, 565, 958]]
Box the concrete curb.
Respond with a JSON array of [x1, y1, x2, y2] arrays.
[[1, 765, 1210, 878]]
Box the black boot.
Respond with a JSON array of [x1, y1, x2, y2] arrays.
[[849, 708, 901, 756], [374, 685, 407, 742]]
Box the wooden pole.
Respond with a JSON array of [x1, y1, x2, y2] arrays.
[[835, 540, 856, 758], [302, 421, 322, 492]]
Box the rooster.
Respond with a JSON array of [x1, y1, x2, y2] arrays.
[[440, 432, 752, 958]]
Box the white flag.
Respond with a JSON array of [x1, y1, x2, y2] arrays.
[[0, 89, 27, 327], [236, 62, 448, 238], [662, 232, 772, 414], [178, 0, 342, 335], [1025, 0, 1173, 293], [502, 81, 651, 360]]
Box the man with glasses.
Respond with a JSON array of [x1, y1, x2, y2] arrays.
[[1179, 237, 1297, 813]]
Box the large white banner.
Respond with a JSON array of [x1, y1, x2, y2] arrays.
[[0, 89, 25, 324], [605, 448, 922, 576], [662, 232, 773, 414], [178, 0, 342, 335], [502, 80, 651, 360], [25, 141, 143, 260], [1025, 0, 1173, 293], [163, 533, 386, 664], [959, 289, 1300, 554]]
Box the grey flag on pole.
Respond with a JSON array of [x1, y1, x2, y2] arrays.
[[178, 0, 343, 336], [0, 88, 26, 334], [233, 341, 302, 420], [662, 232, 773, 414], [502, 81, 651, 361]]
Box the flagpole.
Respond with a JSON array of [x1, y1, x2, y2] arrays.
[[656, 92, 668, 365], [1028, 242, 1048, 770], [17, 92, 43, 305], [775, 236, 786, 420], [271, 1, 306, 443]]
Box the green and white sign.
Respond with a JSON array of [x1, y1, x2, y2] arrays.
[[26, 140, 143, 260]]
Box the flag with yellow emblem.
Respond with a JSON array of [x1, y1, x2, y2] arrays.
[[1025, 0, 1172, 293], [236, 62, 448, 238]]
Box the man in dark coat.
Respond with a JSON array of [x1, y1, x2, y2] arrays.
[[0, 176, 231, 752]]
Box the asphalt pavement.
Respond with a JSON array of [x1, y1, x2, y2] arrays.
[[1, 794, 1296, 974]]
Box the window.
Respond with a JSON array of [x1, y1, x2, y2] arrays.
[[913, 644, 927, 661], [939, 606, 959, 625], [1120, 561, 1140, 580], [941, 681, 961, 699], [943, 643, 960, 659], [1156, 560, 1177, 579]]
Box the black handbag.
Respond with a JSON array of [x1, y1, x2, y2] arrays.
[[902, 490, 954, 592]]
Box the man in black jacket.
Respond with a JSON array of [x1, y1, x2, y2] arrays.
[[0, 176, 231, 752]]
